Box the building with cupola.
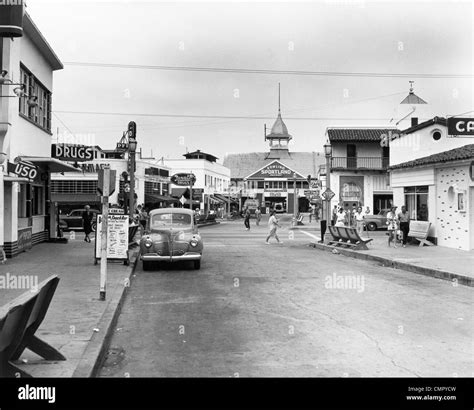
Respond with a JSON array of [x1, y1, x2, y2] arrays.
[[223, 88, 325, 214]]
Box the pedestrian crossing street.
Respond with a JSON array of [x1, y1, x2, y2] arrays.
[[199, 222, 313, 247]]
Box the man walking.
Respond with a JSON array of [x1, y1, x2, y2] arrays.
[[354, 206, 365, 235], [398, 205, 410, 248], [266, 211, 282, 244], [82, 205, 93, 243], [244, 207, 251, 231]]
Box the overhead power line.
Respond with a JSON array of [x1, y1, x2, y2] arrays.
[[62, 62, 473, 79], [53, 110, 395, 121]]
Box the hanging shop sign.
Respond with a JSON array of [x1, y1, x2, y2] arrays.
[[7, 161, 38, 180], [51, 144, 94, 161], [171, 173, 196, 186]]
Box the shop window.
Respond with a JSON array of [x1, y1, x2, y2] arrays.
[[32, 186, 44, 215], [17, 184, 28, 218], [18, 65, 52, 132], [404, 186, 428, 221], [257, 181, 264, 189]]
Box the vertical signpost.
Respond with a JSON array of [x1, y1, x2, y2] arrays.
[[98, 166, 110, 301]]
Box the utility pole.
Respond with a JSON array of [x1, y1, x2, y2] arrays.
[[99, 166, 110, 301], [128, 121, 137, 220]]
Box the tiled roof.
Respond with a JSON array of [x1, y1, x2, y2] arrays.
[[400, 116, 447, 135], [223, 151, 325, 179], [327, 128, 401, 142], [389, 144, 474, 170]]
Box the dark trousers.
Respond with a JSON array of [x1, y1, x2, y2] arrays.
[[244, 218, 250, 229], [400, 222, 409, 244]]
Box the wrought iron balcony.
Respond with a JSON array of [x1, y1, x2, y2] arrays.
[[331, 156, 389, 170]]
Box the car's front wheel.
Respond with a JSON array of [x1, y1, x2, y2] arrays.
[[367, 222, 377, 231], [193, 260, 201, 270]]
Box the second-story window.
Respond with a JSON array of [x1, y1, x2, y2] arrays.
[[19, 65, 52, 133]]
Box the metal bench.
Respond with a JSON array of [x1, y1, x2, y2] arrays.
[[0, 275, 65, 378], [408, 220, 434, 247], [328, 226, 373, 251]]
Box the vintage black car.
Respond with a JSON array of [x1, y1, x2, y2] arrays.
[[140, 208, 203, 270]]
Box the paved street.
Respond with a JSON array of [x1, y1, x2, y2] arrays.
[[99, 218, 473, 378]]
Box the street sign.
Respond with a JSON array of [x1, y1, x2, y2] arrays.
[[116, 142, 128, 150], [321, 188, 335, 201], [97, 169, 116, 196], [171, 173, 196, 186], [447, 117, 474, 136], [310, 181, 319, 189], [179, 195, 186, 205]]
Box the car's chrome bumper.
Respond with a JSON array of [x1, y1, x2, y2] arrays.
[[141, 252, 201, 262]]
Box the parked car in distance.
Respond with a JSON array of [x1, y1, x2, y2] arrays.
[[363, 209, 391, 231], [274, 202, 285, 213], [140, 208, 203, 270], [59, 209, 99, 232]]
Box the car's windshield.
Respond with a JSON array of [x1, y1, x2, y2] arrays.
[[150, 213, 192, 228]]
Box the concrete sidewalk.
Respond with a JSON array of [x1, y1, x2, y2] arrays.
[[295, 228, 474, 286], [0, 233, 139, 377]]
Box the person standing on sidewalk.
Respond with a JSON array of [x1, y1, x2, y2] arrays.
[[398, 205, 410, 248], [266, 211, 282, 244], [82, 205, 93, 243], [335, 208, 346, 227], [386, 206, 399, 248], [255, 207, 262, 226], [354, 206, 365, 235], [244, 207, 251, 231]]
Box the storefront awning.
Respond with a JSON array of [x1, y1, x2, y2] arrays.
[[3, 176, 30, 183], [19, 156, 80, 173], [210, 195, 226, 204], [214, 193, 238, 203], [171, 187, 189, 198], [145, 193, 179, 203]]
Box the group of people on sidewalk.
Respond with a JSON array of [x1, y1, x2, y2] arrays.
[[332, 204, 411, 248]]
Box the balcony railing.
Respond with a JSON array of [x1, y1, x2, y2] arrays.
[[331, 156, 389, 170]]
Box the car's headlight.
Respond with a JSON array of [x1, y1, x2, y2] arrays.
[[144, 236, 153, 248], [190, 239, 198, 247]]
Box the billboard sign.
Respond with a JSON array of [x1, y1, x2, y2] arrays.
[[447, 117, 474, 136]]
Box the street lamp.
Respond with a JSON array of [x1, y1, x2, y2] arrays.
[[324, 142, 332, 227], [292, 172, 297, 226], [128, 139, 137, 220]]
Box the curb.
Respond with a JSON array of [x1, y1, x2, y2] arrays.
[[72, 247, 140, 377], [309, 242, 473, 287]]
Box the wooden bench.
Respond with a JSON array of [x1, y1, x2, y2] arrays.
[[0, 275, 66, 378], [408, 220, 434, 247], [328, 226, 373, 251]]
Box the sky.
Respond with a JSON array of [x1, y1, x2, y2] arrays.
[[25, 0, 473, 162]]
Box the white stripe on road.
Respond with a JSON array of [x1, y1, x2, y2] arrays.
[[299, 231, 321, 241]]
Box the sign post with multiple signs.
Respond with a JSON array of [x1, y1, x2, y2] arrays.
[[171, 173, 197, 209]]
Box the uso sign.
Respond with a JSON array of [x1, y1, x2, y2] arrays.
[[0, 1, 24, 37], [52, 144, 94, 161]]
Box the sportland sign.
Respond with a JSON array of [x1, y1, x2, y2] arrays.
[[245, 160, 305, 180]]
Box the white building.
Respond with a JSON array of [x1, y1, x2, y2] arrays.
[[389, 117, 474, 250], [163, 150, 231, 210], [1, 13, 77, 257]]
